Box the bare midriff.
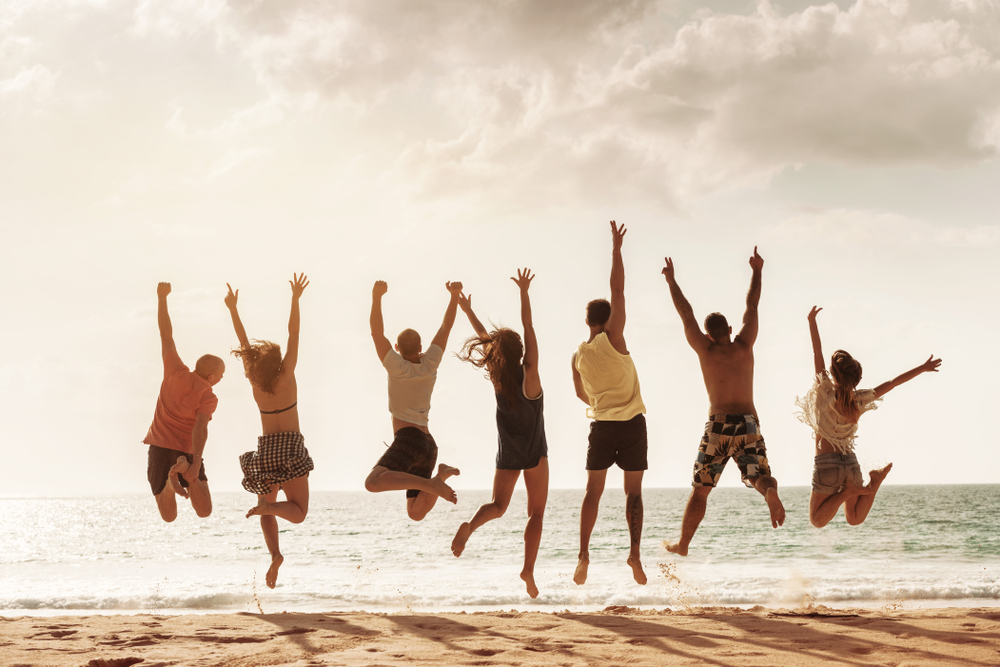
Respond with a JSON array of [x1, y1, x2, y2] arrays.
[[392, 417, 429, 435]]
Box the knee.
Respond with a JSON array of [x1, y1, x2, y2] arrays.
[[407, 507, 428, 522], [195, 506, 212, 519], [160, 512, 177, 523], [810, 515, 829, 529], [290, 508, 309, 524], [845, 515, 862, 527], [527, 507, 545, 521], [364, 475, 379, 493]]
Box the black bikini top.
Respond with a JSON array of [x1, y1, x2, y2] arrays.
[[260, 402, 297, 415]]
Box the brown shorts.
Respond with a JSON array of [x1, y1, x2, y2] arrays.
[[586, 414, 648, 471], [147, 444, 207, 496], [375, 427, 438, 498]]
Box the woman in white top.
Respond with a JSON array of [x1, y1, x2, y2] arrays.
[[797, 306, 941, 528]]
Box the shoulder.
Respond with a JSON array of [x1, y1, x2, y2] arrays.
[[424, 344, 444, 363]]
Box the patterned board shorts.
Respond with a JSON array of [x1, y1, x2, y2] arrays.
[[812, 452, 863, 494], [692, 414, 771, 488], [240, 431, 314, 496], [376, 427, 438, 499]]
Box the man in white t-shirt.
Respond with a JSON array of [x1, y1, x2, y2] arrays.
[[365, 280, 462, 521]]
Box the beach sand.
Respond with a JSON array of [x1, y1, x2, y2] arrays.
[[3, 605, 999, 666]]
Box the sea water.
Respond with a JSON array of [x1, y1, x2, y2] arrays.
[[2, 486, 998, 614]]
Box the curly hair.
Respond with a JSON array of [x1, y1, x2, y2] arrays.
[[830, 349, 863, 422], [232, 339, 282, 394], [459, 327, 524, 409]]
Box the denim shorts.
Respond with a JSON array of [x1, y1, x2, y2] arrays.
[[812, 452, 863, 494]]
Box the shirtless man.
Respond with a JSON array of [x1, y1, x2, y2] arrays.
[[571, 221, 648, 586], [364, 280, 462, 520], [662, 248, 785, 557], [143, 282, 225, 523]]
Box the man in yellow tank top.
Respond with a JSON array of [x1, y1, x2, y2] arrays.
[[661, 248, 786, 557], [570, 221, 648, 586]]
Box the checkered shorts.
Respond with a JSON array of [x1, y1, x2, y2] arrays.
[[240, 431, 314, 496], [692, 414, 771, 488]]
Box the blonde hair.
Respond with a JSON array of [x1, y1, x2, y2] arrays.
[[829, 349, 863, 422], [232, 340, 282, 394], [459, 328, 524, 409]]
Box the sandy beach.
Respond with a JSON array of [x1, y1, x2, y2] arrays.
[[3, 605, 998, 667]]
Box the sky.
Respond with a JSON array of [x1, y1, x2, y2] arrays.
[[1, 0, 998, 497]]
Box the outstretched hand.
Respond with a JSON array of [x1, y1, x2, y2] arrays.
[[511, 267, 534, 291], [661, 257, 675, 282], [157, 282, 171, 298], [920, 355, 942, 373], [224, 283, 238, 310], [457, 291, 473, 312], [446, 281, 463, 296], [290, 272, 309, 298], [372, 280, 388, 298], [749, 246, 764, 272], [808, 305, 822, 321], [610, 220, 627, 250]]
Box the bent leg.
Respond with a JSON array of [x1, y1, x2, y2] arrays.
[[575, 469, 607, 585], [666, 486, 712, 557], [187, 477, 212, 519], [845, 463, 892, 526], [366, 464, 459, 503], [809, 490, 846, 528], [247, 475, 309, 523], [749, 474, 786, 528], [623, 470, 646, 585], [520, 458, 548, 598], [153, 457, 190, 522], [405, 464, 461, 521], [452, 469, 520, 557]]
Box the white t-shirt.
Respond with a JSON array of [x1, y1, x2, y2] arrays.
[[795, 372, 882, 454], [382, 344, 444, 426]]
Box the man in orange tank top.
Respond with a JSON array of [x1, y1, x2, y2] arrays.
[[143, 282, 225, 523]]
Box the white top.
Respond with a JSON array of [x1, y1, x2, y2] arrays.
[[795, 372, 882, 454], [382, 344, 444, 426]]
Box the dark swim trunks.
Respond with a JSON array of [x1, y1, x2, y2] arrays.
[[376, 427, 438, 498], [239, 431, 314, 496], [692, 413, 771, 488], [147, 444, 207, 496], [585, 414, 648, 471]]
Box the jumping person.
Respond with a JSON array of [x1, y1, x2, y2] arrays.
[[571, 221, 648, 586], [451, 268, 549, 599], [662, 248, 785, 557], [225, 273, 314, 589], [798, 306, 941, 527], [143, 282, 224, 523], [365, 280, 462, 520]]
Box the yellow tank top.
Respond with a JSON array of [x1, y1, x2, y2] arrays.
[[575, 332, 646, 421]]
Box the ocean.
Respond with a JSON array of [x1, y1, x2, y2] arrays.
[[2, 485, 998, 614]]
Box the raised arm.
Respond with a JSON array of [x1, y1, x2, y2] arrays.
[[604, 221, 628, 352], [157, 282, 177, 362], [512, 268, 541, 398], [280, 272, 309, 378], [808, 306, 825, 375], [458, 291, 487, 336], [662, 258, 710, 353], [736, 246, 763, 346], [430, 281, 463, 351], [873, 355, 942, 398], [224, 283, 251, 349], [370, 281, 393, 361]]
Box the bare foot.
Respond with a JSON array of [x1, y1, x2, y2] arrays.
[[246, 500, 276, 519], [437, 463, 460, 481], [520, 571, 539, 599], [627, 555, 647, 585], [168, 457, 190, 499], [429, 465, 460, 503], [868, 463, 893, 490], [765, 487, 785, 528], [665, 540, 688, 557], [451, 522, 472, 557], [573, 557, 589, 585], [266, 554, 283, 589]]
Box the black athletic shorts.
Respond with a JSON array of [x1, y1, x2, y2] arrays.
[[147, 444, 207, 496], [375, 427, 438, 498], [585, 414, 648, 471]]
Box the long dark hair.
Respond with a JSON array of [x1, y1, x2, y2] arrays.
[[459, 328, 524, 409], [830, 349, 863, 422]]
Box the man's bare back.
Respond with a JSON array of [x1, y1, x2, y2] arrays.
[[698, 338, 756, 416]]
